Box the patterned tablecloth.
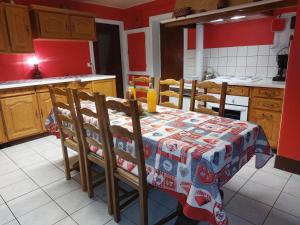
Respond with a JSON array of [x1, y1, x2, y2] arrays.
[[46, 98, 273, 225]]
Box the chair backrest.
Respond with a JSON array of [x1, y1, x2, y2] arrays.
[[98, 96, 147, 187], [132, 76, 155, 103], [49, 87, 81, 146], [190, 81, 228, 116], [72, 89, 109, 163], [157, 78, 184, 109]]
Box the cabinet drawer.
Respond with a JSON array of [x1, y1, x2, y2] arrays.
[[253, 88, 284, 99], [252, 98, 283, 112], [208, 86, 249, 96]]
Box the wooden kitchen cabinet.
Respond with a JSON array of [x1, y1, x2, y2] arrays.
[[1, 95, 42, 141], [5, 4, 33, 53], [37, 92, 53, 131], [92, 79, 117, 97], [0, 110, 7, 144], [0, 5, 9, 53], [70, 15, 95, 40]]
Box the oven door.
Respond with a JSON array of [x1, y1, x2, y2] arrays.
[[207, 102, 248, 121]]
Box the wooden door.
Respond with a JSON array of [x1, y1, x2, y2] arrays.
[[1, 95, 42, 141], [0, 111, 7, 144], [70, 15, 95, 40], [5, 5, 33, 53], [38, 11, 71, 39], [160, 24, 184, 80], [249, 109, 281, 148], [0, 5, 9, 52], [93, 23, 123, 97], [37, 92, 53, 131], [92, 79, 117, 97]]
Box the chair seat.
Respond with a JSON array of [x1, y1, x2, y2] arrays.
[[89, 145, 138, 176]]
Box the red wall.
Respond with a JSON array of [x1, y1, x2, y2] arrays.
[[128, 33, 147, 71], [204, 18, 275, 48], [278, 2, 300, 162]]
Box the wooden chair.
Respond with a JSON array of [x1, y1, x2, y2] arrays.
[[49, 87, 87, 191], [190, 80, 228, 116], [132, 76, 155, 103], [72, 89, 113, 215], [157, 78, 184, 109], [97, 96, 149, 225]]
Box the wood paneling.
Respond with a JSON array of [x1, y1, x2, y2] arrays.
[[70, 15, 95, 40], [1, 95, 42, 140], [5, 4, 33, 53], [37, 92, 53, 131], [0, 5, 9, 53], [252, 87, 284, 99], [208, 86, 249, 96], [0, 109, 7, 144], [92, 79, 117, 97]]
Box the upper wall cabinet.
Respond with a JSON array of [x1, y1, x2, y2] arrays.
[[0, 3, 34, 53], [30, 5, 96, 41]]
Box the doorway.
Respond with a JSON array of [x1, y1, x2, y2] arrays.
[[93, 23, 124, 98]]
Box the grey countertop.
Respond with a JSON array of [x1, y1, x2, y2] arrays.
[[0, 74, 116, 90]]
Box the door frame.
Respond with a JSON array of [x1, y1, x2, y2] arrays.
[[89, 18, 127, 96]]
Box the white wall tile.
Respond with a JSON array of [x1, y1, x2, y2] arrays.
[[237, 46, 248, 56], [228, 47, 238, 57], [256, 67, 268, 78], [227, 67, 236, 75], [257, 56, 269, 67], [268, 66, 278, 78], [204, 49, 211, 58], [247, 56, 258, 67], [258, 45, 271, 56], [218, 67, 227, 76], [268, 56, 277, 67], [211, 58, 219, 67], [246, 67, 257, 76], [218, 57, 228, 67], [269, 48, 278, 56], [235, 67, 246, 77], [219, 48, 228, 57], [227, 57, 237, 67], [211, 48, 219, 57], [237, 57, 247, 67], [247, 46, 259, 56]]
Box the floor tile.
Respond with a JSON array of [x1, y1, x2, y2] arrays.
[[55, 189, 95, 214], [245, 157, 256, 168], [71, 200, 112, 225], [43, 178, 81, 199], [0, 161, 19, 176], [283, 179, 300, 198], [105, 218, 135, 225], [264, 208, 300, 225], [7, 189, 52, 217], [223, 175, 248, 192], [222, 188, 236, 206], [4, 220, 20, 225], [38, 147, 63, 161], [0, 204, 15, 225], [227, 213, 254, 225], [23, 162, 65, 187], [235, 166, 257, 179], [239, 180, 281, 206], [11, 153, 47, 168], [250, 170, 288, 190], [226, 194, 271, 225], [0, 196, 4, 205], [122, 198, 171, 225], [0, 178, 38, 202], [261, 166, 291, 179], [18, 202, 67, 225], [0, 170, 28, 189], [149, 188, 178, 211], [274, 193, 300, 218], [264, 156, 275, 168], [290, 174, 300, 183], [3, 144, 35, 159], [54, 217, 78, 225]]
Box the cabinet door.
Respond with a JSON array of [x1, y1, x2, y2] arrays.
[[249, 109, 281, 148], [70, 15, 95, 40], [37, 92, 53, 131], [5, 5, 33, 53], [1, 95, 42, 141], [38, 11, 71, 39], [92, 79, 117, 97], [0, 6, 9, 52], [0, 111, 7, 144]]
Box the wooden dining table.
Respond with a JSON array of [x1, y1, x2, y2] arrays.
[[45, 97, 273, 225]]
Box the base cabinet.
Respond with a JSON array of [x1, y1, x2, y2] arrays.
[[92, 79, 117, 97], [0, 112, 7, 144], [1, 95, 42, 140], [37, 92, 53, 131]]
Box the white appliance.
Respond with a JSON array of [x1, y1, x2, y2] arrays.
[[207, 94, 249, 121]]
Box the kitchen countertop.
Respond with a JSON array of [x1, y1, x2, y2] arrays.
[[0, 74, 116, 90]]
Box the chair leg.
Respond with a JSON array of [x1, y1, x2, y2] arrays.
[[112, 177, 120, 222], [62, 145, 71, 180], [85, 159, 94, 198], [139, 189, 148, 225], [105, 170, 113, 215], [78, 151, 87, 192]]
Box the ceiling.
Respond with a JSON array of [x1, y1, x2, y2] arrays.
[[75, 0, 155, 9]]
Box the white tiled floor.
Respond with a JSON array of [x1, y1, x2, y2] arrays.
[[0, 136, 300, 225]]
